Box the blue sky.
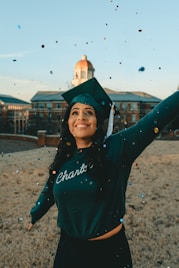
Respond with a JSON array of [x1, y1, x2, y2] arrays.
[[0, 0, 179, 102]]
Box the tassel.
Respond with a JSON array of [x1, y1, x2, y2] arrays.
[[105, 104, 114, 139]]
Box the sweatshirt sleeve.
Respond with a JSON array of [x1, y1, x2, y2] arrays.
[[30, 181, 55, 224], [123, 90, 179, 163], [107, 91, 179, 165]]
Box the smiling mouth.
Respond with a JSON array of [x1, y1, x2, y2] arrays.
[[76, 124, 89, 128]]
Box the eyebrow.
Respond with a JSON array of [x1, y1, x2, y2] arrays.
[[71, 106, 95, 112]]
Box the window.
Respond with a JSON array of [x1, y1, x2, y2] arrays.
[[33, 103, 37, 108], [81, 71, 86, 79], [56, 103, 61, 108], [39, 103, 44, 109], [121, 102, 128, 110], [47, 103, 52, 109], [130, 103, 137, 111], [131, 114, 137, 123]]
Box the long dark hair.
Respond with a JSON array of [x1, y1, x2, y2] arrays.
[[47, 103, 109, 196]]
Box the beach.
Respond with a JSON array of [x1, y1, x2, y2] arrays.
[[0, 139, 178, 268]]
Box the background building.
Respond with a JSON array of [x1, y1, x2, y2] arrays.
[[28, 91, 66, 135], [29, 89, 161, 135], [0, 94, 30, 134]]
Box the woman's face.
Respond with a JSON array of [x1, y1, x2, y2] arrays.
[[68, 102, 97, 146]]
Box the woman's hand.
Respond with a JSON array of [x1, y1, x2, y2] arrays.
[[27, 223, 33, 231]]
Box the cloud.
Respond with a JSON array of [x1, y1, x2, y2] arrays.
[[0, 75, 50, 89], [0, 51, 29, 59]]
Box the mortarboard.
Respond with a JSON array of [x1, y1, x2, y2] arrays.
[[62, 77, 113, 119]]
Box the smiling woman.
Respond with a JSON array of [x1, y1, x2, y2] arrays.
[[28, 77, 179, 268]]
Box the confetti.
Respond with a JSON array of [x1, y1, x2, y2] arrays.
[[66, 141, 71, 146], [138, 66, 145, 72], [139, 193, 145, 198], [115, 5, 119, 11], [154, 127, 159, 134]]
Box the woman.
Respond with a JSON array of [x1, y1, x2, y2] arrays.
[[28, 77, 179, 268]]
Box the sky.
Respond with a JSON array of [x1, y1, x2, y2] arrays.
[[0, 0, 179, 102]]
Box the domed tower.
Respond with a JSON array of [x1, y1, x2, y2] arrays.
[[71, 55, 95, 87]]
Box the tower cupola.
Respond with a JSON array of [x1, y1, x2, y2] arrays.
[[71, 55, 95, 87]]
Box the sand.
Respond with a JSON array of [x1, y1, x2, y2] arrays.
[[0, 139, 178, 268]]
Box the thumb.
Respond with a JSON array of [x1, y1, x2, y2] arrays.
[[27, 223, 34, 231]]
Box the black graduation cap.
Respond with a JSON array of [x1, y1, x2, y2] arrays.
[[62, 77, 113, 119]]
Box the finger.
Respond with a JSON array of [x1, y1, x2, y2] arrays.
[[27, 223, 33, 231]]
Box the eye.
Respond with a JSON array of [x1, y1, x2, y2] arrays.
[[85, 110, 94, 116], [85, 108, 96, 116], [70, 110, 78, 116]]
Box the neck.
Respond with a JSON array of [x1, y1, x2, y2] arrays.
[[76, 139, 93, 149]]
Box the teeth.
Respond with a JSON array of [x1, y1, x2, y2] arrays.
[[76, 124, 87, 128]]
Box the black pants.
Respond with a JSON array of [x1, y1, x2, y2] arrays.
[[54, 226, 132, 268]]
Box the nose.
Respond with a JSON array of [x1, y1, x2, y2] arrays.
[[76, 111, 84, 120]]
